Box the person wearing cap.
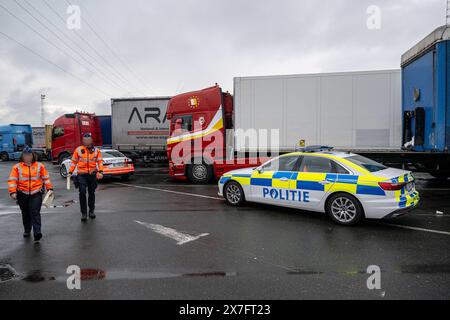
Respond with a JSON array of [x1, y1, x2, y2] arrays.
[[68, 133, 104, 221], [7, 146, 53, 241]]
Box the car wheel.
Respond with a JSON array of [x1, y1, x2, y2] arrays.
[[326, 193, 364, 226], [60, 165, 68, 178], [224, 181, 245, 206], [0, 152, 9, 161], [187, 163, 213, 184]]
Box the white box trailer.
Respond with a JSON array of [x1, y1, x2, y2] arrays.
[[111, 97, 171, 161], [233, 70, 401, 152]]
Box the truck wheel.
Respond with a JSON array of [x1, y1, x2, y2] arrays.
[[0, 152, 9, 161], [326, 193, 364, 226], [224, 181, 245, 206], [187, 163, 213, 184], [58, 152, 70, 165]]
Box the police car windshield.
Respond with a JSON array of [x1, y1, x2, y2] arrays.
[[346, 155, 386, 172], [103, 150, 125, 158]]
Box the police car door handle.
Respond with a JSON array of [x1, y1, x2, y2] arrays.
[[279, 177, 289, 182], [319, 180, 331, 185]]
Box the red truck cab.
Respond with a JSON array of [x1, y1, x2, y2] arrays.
[[51, 112, 102, 164], [166, 85, 265, 183]]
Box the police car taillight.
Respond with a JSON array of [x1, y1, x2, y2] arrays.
[[378, 182, 406, 191]]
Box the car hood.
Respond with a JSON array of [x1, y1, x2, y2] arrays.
[[224, 167, 257, 176]]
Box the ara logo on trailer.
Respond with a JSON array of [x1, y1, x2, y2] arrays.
[[189, 96, 200, 109], [128, 107, 167, 124], [262, 188, 310, 202]]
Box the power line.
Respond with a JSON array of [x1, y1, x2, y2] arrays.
[[0, 2, 121, 96], [41, 0, 147, 96], [12, 0, 134, 95], [65, 0, 153, 94], [0, 29, 111, 96]]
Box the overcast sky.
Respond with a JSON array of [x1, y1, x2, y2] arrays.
[[0, 0, 445, 126]]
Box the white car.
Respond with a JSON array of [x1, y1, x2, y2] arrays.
[[218, 151, 419, 226], [60, 148, 134, 180]]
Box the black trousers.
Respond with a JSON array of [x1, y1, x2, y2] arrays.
[[17, 192, 43, 235], [78, 174, 98, 214]]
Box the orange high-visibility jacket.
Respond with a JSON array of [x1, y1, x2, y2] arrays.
[[8, 162, 53, 195], [69, 146, 104, 175]]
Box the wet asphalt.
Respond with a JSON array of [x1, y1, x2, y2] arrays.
[[0, 161, 449, 300]]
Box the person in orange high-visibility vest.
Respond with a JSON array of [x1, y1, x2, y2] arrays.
[[68, 133, 104, 221], [8, 146, 53, 241]]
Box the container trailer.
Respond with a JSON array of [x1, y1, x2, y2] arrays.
[[111, 97, 171, 163]]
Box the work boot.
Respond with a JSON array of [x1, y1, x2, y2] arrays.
[[23, 232, 31, 238], [81, 213, 88, 222], [89, 211, 96, 219], [34, 233, 42, 242]]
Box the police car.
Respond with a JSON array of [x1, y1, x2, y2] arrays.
[[218, 148, 419, 226], [59, 148, 134, 180]]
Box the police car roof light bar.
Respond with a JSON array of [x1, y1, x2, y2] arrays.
[[295, 145, 334, 153]]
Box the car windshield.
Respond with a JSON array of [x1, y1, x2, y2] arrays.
[[102, 150, 125, 158], [345, 155, 387, 172]]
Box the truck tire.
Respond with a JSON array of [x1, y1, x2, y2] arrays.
[[58, 152, 70, 165], [0, 152, 9, 161], [187, 163, 213, 184], [326, 193, 364, 226]]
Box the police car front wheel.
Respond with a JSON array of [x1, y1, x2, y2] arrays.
[[326, 193, 364, 226], [224, 181, 245, 206]]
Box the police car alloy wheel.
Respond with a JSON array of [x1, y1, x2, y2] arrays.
[[224, 181, 245, 206], [326, 193, 363, 226]]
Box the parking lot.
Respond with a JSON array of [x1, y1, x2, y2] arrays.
[[0, 160, 450, 300]]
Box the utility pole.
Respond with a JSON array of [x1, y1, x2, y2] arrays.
[[40, 94, 46, 126]]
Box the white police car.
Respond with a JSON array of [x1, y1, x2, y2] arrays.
[[218, 150, 419, 226]]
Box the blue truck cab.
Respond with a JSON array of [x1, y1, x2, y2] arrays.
[[402, 25, 450, 152], [0, 124, 33, 161]]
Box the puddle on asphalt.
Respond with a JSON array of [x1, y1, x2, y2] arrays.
[[1, 267, 237, 283], [22, 270, 56, 283], [400, 264, 450, 274]]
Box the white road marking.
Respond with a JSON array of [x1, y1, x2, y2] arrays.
[[115, 182, 224, 201], [135, 220, 209, 245], [385, 224, 450, 236]]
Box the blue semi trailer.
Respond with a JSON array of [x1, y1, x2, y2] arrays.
[[354, 25, 450, 179], [96, 115, 112, 148], [0, 124, 33, 161]]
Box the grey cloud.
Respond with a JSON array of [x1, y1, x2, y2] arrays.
[[0, 0, 445, 126]]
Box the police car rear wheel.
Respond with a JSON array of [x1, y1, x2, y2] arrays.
[[326, 193, 363, 226], [224, 182, 245, 206]]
